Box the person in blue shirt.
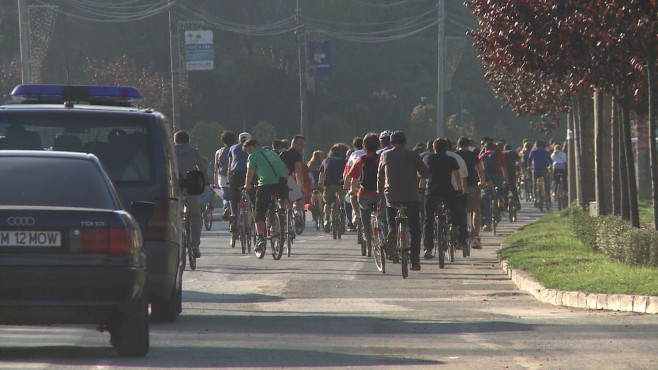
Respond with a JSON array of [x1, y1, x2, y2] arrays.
[[527, 140, 552, 205], [227, 132, 251, 231]]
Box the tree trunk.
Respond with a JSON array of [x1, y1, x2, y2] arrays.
[[611, 95, 621, 215], [573, 96, 583, 206], [620, 96, 641, 228], [594, 90, 609, 215], [568, 111, 578, 205], [618, 97, 631, 220], [579, 95, 596, 207], [647, 48, 658, 230]]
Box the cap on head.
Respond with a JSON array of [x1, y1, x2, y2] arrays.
[[238, 132, 252, 143], [379, 130, 392, 140]]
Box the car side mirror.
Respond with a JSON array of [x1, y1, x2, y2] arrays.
[[184, 170, 205, 196], [130, 201, 155, 236]]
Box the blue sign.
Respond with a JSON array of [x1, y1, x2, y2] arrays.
[[308, 40, 331, 77]]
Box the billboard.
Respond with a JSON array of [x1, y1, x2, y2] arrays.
[[308, 40, 331, 77], [185, 30, 214, 71]]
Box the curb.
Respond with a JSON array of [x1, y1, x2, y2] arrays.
[[500, 242, 658, 314]]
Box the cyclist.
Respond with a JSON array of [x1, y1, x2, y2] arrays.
[[377, 131, 430, 271], [344, 137, 365, 228], [527, 140, 552, 205], [347, 133, 380, 249], [214, 130, 235, 221], [551, 143, 567, 198], [280, 135, 308, 229], [455, 137, 486, 249], [377, 130, 393, 155], [479, 141, 508, 231], [174, 131, 208, 258], [228, 132, 251, 232], [423, 138, 464, 259], [319, 145, 348, 232], [243, 139, 289, 253], [503, 143, 521, 210]]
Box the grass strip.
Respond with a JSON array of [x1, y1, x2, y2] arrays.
[[501, 212, 658, 296]]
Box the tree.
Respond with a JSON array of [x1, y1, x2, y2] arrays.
[[190, 121, 224, 160], [0, 58, 20, 102], [251, 121, 276, 147]]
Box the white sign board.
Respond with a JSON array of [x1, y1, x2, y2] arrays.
[[185, 30, 214, 71]]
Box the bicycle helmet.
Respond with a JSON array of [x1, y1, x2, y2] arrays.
[[238, 132, 252, 143], [379, 130, 392, 140]]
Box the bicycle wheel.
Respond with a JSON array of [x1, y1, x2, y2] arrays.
[[331, 203, 338, 240], [436, 216, 445, 268], [272, 212, 283, 260], [491, 198, 498, 236], [338, 205, 345, 239], [448, 230, 455, 263], [372, 216, 385, 273], [240, 212, 247, 255], [399, 220, 409, 279], [203, 204, 213, 231], [186, 221, 196, 270], [286, 210, 293, 257]]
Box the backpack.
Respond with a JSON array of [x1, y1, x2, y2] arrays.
[[481, 151, 500, 174], [359, 154, 379, 192]]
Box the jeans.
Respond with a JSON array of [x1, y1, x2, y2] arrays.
[[424, 192, 467, 251], [358, 196, 379, 240], [184, 195, 202, 248], [386, 200, 421, 264]]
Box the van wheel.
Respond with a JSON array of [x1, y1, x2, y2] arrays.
[[110, 293, 149, 357], [150, 287, 180, 323]]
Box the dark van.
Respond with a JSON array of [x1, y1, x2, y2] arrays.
[[0, 85, 187, 322]]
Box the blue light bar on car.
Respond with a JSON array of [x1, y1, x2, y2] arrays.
[[10, 84, 143, 106]]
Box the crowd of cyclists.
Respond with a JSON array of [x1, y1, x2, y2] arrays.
[[173, 128, 570, 275]]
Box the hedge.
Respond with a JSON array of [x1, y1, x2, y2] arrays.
[[568, 206, 658, 268]]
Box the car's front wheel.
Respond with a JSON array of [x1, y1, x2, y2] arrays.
[[110, 293, 149, 357]]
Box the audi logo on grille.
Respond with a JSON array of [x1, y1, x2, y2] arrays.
[[7, 217, 36, 226]]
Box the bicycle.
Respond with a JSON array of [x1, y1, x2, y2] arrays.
[[392, 203, 410, 279], [554, 173, 567, 210], [330, 192, 345, 240], [488, 186, 501, 236], [508, 186, 518, 223], [434, 200, 452, 268], [238, 189, 254, 255], [534, 176, 546, 213], [202, 202, 213, 231], [283, 202, 295, 257], [311, 189, 324, 231], [370, 201, 386, 273], [181, 204, 196, 271], [357, 218, 367, 256]]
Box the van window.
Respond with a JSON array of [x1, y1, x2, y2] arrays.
[[0, 157, 117, 209], [0, 112, 154, 184]]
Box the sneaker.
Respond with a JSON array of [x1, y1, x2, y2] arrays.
[[255, 237, 266, 252], [323, 221, 331, 233], [472, 236, 482, 249], [352, 216, 361, 227], [192, 246, 201, 258], [423, 250, 434, 260], [482, 224, 491, 232], [411, 263, 421, 271]]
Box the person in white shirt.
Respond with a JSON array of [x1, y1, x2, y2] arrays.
[[551, 144, 568, 196]]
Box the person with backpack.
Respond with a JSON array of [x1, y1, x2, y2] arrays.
[[214, 130, 235, 221], [479, 141, 508, 231], [319, 144, 348, 233], [347, 133, 380, 252]]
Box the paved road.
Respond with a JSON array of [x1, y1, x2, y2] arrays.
[[2, 202, 658, 369]]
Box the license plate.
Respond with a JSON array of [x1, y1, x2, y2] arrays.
[[0, 231, 62, 247]]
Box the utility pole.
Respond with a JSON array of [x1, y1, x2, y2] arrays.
[[18, 0, 31, 84], [436, 0, 445, 137], [296, 0, 307, 140], [168, 0, 180, 132]]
